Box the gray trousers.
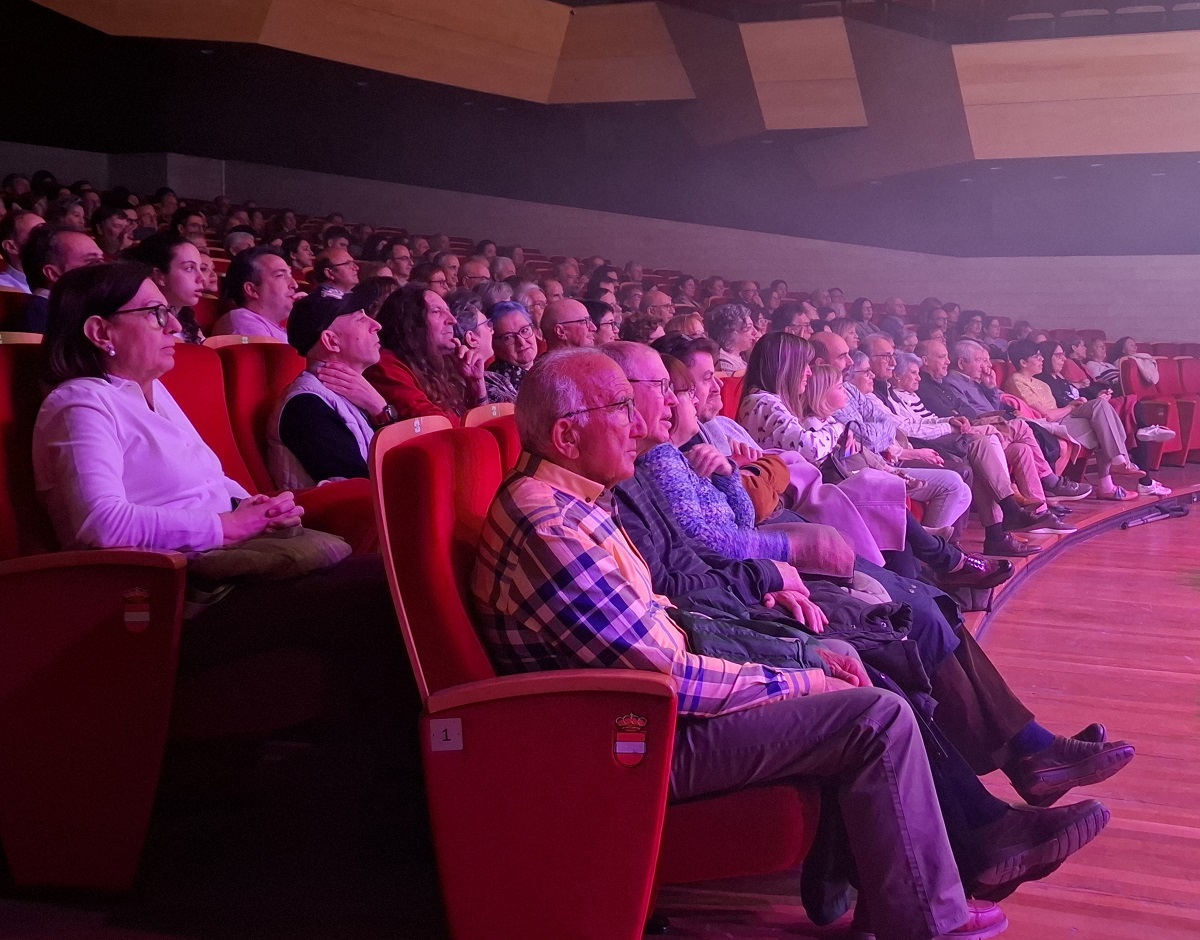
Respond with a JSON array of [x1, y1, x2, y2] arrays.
[[671, 686, 967, 940]]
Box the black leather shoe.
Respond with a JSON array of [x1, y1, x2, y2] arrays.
[[1074, 722, 1107, 744], [1009, 736, 1135, 807], [936, 554, 1014, 590], [982, 533, 1043, 558], [969, 799, 1110, 902], [1005, 508, 1060, 533]]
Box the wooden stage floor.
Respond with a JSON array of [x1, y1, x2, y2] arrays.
[[3, 467, 1200, 939]]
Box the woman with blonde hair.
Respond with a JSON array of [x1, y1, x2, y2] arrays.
[[738, 332, 1009, 586], [664, 311, 706, 339]]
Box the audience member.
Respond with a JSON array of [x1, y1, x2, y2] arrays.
[[471, 347, 1005, 940], [269, 293, 392, 486], [281, 234, 315, 274], [488, 300, 537, 395], [367, 282, 487, 423], [312, 248, 360, 298], [490, 255, 516, 282], [705, 302, 756, 373], [664, 311, 705, 338], [91, 205, 132, 260], [212, 246, 297, 340], [351, 275, 401, 320], [171, 207, 207, 246], [514, 281, 548, 331], [0, 209, 44, 292], [848, 297, 875, 325], [829, 317, 861, 350], [1006, 339, 1164, 500], [771, 301, 813, 338], [35, 263, 403, 739], [45, 194, 86, 231], [582, 298, 619, 344], [619, 311, 664, 344], [383, 239, 414, 285], [223, 227, 257, 257], [16, 223, 104, 332], [459, 257, 491, 291], [983, 316, 1008, 358], [541, 298, 598, 350], [125, 232, 207, 344]]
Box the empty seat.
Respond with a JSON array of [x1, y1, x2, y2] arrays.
[[1151, 342, 1182, 357]]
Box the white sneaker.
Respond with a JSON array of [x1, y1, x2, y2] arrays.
[[1138, 479, 1172, 496], [1137, 425, 1176, 443]]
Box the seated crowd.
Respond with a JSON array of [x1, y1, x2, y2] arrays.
[[3, 168, 1175, 940]]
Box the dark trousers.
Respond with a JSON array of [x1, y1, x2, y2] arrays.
[[883, 510, 962, 580], [672, 687, 968, 940]]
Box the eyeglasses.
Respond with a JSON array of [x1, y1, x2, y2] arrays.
[[869, 352, 897, 361], [462, 274, 492, 284], [496, 323, 535, 344], [428, 277, 448, 286], [557, 317, 596, 329], [629, 377, 673, 396], [329, 259, 358, 269], [647, 303, 675, 313], [673, 386, 699, 401], [559, 397, 637, 423], [113, 303, 180, 329]]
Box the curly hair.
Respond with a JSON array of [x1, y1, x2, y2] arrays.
[[704, 302, 753, 350], [375, 282, 470, 415]]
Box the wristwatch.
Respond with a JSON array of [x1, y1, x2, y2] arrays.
[[371, 404, 399, 428]]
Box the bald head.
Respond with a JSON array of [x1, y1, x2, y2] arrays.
[[542, 298, 597, 350], [809, 331, 851, 371], [514, 348, 643, 486], [640, 289, 673, 319]]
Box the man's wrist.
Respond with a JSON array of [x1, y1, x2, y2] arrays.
[[370, 403, 399, 427]]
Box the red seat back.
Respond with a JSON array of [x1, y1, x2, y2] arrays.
[[991, 359, 1013, 387], [480, 413, 521, 471], [1119, 356, 1161, 398], [159, 344, 256, 493], [1155, 357, 1187, 397], [371, 427, 501, 701], [216, 343, 306, 492], [0, 344, 56, 560], [1180, 357, 1200, 395], [1152, 343, 1182, 358], [720, 373, 744, 419]]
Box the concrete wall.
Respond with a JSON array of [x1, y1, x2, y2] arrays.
[[2, 140, 1196, 340]]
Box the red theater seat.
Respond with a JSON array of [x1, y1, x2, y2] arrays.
[[1151, 343, 1182, 358], [370, 426, 818, 940], [164, 344, 376, 551], [0, 290, 30, 330], [1153, 356, 1200, 463], [720, 373, 745, 419], [1119, 357, 1185, 468]]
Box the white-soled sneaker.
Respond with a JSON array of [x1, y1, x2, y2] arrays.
[[1137, 425, 1176, 443], [1138, 479, 1172, 496]]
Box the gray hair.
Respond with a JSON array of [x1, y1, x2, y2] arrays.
[[598, 340, 656, 375], [514, 281, 543, 307], [860, 332, 895, 354], [224, 230, 256, 255], [476, 280, 514, 314], [849, 349, 870, 371], [894, 351, 922, 374], [952, 338, 987, 365], [449, 293, 485, 341], [515, 349, 603, 457], [491, 256, 516, 280]]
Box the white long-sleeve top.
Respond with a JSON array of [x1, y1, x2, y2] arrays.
[[34, 375, 249, 552], [885, 386, 954, 441]]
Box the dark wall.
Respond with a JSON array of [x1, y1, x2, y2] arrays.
[[7, 0, 1200, 256]]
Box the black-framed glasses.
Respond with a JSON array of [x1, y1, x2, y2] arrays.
[[496, 323, 535, 344], [559, 397, 636, 423], [462, 274, 492, 284], [629, 377, 673, 395], [870, 352, 897, 361], [113, 303, 179, 329], [673, 386, 699, 401], [557, 317, 595, 328], [329, 259, 358, 269]]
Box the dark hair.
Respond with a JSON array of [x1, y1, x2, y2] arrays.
[[376, 283, 469, 414], [280, 235, 310, 268], [322, 224, 351, 245], [124, 230, 191, 274], [1108, 336, 1136, 362], [1036, 340, 1063, 379], [351, 275, 402, 320], [409, 261, 440, 284], [619, 312, 663, 345], [44, 261, 154, 385], [770, 301, 807, 333], [152, 187, 176, 203], [90, 204, 127, 235], [44, 194, 83, 226], [170, 206, 205, 232], [849, 297, 873, 321], [0, 209, 32, 263], [224, 245, 286, 304], [473, 239, 497, 256], [1007, 338, 1041, 370], [432, 250, 458, 269], [651, 332, 720, 366], [581, 298, 616, 328], [21, 224, 81, 292]]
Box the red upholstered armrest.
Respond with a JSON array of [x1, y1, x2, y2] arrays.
[[0, 548, 186, 890], [422, 671, 678, 940], [294, 477, 377, 553]]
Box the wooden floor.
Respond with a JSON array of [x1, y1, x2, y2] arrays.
[[3, 468, 1200, 938]]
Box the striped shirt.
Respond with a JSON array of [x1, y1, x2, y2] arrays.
[[471, 452, 826, 718]]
